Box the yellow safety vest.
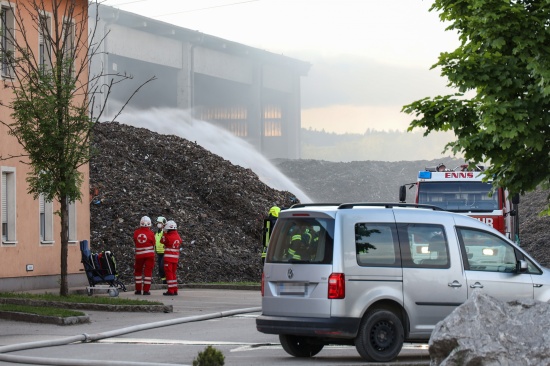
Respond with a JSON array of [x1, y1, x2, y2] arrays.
[[155, 231, 164, 254]]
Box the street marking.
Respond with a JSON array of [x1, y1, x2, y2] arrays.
[[97, 338, 258, 345]]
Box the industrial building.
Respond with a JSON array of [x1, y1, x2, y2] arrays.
[[90, 4, 311, 160]]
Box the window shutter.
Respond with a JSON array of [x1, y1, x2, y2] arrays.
[[39, 194, 45, 213], [1, 173, 6, 223]]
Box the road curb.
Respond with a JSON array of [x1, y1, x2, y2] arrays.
[[0, 310, 90, 325], [0, 298, 172, 313]]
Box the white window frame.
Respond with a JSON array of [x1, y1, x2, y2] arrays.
[[38, 10, 52, 72], [67, 199, 77, 243], [39, 193, 54, 244], [0, 3, 15, 79], [1, 166, 16, 245], [63, 18, 76, 77]]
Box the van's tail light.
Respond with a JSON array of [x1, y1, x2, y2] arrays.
[[261, 272, 265, 297], [328, 273, 345, 299]]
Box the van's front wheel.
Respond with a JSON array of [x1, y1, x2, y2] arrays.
[[279, 334, 324, 357], [355, 309, 404, 362]]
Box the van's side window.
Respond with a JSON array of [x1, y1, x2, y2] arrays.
[[399, 224, 450, 269], [456, 227, 540, 273], [355, 223, 399, 267]]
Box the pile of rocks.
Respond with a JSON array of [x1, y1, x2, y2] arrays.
[[430, 291, 550, 364], [273, 158, 463, 203], [90, 122, 297, 284], [90, 122, 550, 286]]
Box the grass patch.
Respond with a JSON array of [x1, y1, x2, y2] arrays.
[[0, 303, 85, 317], [0, 292, 163, 306]]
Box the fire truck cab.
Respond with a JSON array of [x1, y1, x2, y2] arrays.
[[399, 163, 520, 243]]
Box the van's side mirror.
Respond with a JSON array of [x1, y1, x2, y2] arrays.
[[516, 259, 528, 273], [399, 185, 406, 203], [512, 193, 520, 205]]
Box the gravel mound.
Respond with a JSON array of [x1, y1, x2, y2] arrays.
[[90, 122, 297, 284], [90, 122, 550, 285]]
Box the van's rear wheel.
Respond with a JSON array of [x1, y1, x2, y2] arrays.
[[279, 334, 324, 357], [355, 309, 404, 362]]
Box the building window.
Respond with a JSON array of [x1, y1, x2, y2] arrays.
[[62, 18, 75, 75], [1, 167, 16, 244], [67, 199, 76, 242], [199, 106, 248, 137], [39, 194, 54, 244], [227, 120, 248, 137], [263, 105, 282, 137], [38, 12, 52, 72], [1, 5, 15, 78]]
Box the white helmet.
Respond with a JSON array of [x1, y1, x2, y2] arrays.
[[164, 220, 177, 231], [140, 216, 152, 227]]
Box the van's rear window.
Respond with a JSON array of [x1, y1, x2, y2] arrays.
[[266, 218, 334, 264]]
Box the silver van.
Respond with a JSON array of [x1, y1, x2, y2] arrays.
[[256, 203, 550, 362]]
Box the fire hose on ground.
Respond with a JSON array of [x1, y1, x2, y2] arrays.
[[0, 306, 262, 366]]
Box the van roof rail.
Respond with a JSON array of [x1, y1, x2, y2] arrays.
[[338, 202, 444, 211], [290, 203, 341, 209]]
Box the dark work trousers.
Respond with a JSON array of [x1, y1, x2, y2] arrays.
[[156, 253, 166, 282]]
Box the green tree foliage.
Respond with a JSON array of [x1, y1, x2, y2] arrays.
[[402, 1, 550, 213], [0, 0, 153, 295], [192, 345, 225, 366]]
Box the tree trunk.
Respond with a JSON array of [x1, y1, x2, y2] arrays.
[[59, 195, 69, 296]]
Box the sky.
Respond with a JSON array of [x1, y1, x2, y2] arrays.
[[100, 0, 460, 134]]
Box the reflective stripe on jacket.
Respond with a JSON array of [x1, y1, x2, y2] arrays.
[[161, 230, 182, 263]]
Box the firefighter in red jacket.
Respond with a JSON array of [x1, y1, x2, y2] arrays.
[[161, 220, 182, 296], [133, 216, 156, 295]]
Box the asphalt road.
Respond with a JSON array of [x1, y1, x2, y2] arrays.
[[0, 288, 430, 366]]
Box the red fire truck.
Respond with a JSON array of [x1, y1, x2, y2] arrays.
[[399, 163, 520, 243]]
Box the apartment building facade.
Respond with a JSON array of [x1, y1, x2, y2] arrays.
[[0, 0, 90, 291]]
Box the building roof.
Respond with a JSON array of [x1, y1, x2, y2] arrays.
[[92, 4, 311, 75]]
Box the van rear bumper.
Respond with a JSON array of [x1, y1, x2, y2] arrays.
[[256, 315, 359, 339]]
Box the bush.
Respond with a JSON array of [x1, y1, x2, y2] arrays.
[[192, 345, 225, 366]]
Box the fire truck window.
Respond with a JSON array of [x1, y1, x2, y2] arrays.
[[457, 227, 517, 273]]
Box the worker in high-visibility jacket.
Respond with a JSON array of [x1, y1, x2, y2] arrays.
[[133, 216, 156, 295], [154, 216, 167, 284], [261, 206, 281, 264], [286, 221, 313, 261]]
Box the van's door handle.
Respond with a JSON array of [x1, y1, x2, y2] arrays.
[[469, 282, 484, 288], [448, 280, 462, 288]]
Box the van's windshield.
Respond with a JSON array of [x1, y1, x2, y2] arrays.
[[266, 217, 334, 264]]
